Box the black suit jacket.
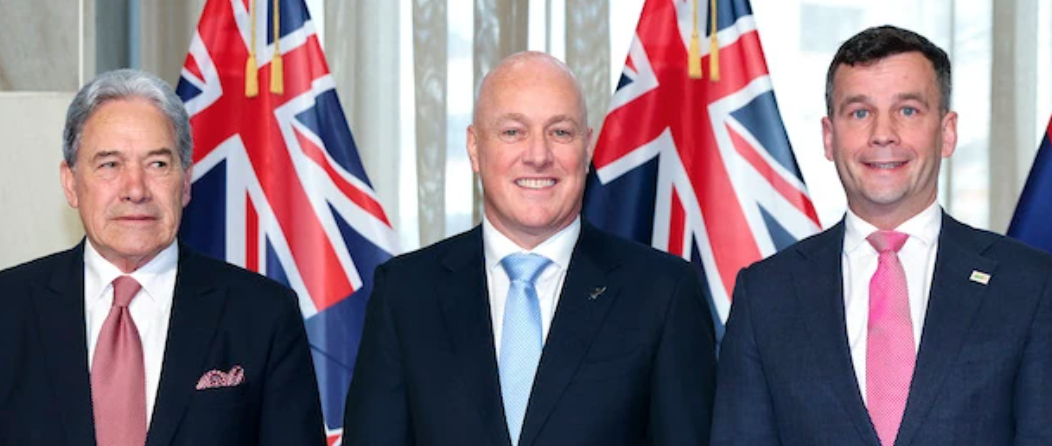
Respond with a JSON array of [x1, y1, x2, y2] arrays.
[[711, 214, 1052, 446], [0, 242, 326, 446], [343, 222, 716, 446]]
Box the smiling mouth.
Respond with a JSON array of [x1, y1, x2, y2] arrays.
[[865, 161, 907, 170], [516, 178, 556, 189]]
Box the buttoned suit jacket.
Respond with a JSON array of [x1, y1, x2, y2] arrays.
[[343, 222, 717, 446], [711, 214, 1052, 446], [0, 242, 326, 446]]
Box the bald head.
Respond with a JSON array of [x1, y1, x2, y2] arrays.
[[473, 51, 588, 129]]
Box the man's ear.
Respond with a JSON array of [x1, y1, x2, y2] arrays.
[[940, 111, 958, 158], [586, 127, 595, 160], [467, 125, 481, 173], [60, 160, 79, 208], [182, 164, 193, 208], [821, 117, 835, 161]]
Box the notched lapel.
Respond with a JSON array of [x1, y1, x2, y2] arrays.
[[518, 226, 621, 446], [146, 250, 228, 446], [895, 217, 996, 446], [34, 244, 98, 446], [436, 229, 511, 446], [793, 223, 882, 446]]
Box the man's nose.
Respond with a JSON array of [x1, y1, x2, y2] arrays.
[[120, 165, 151, 203]]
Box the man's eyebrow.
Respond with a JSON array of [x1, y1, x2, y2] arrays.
[[145, 148, 176, 157], [91, 150, 122, 160], [894, 92, 930, 106], [838, 94, 870, 110], [545, 115, 580, 127], [491, 113, 527, 126]]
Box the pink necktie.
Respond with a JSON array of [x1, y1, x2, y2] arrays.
[[866, 231, 914, 446], [91, 275, 147, 446]]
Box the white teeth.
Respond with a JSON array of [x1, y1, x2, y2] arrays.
[[869, 162, 904, 169], [516, 178, 556, 189]]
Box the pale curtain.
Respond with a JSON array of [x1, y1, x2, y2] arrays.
[[2, 0, 1042, 266]]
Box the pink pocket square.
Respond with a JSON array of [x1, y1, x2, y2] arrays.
[[195, 365, 245, 390]]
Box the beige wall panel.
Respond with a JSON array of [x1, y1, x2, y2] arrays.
[[0, 93, 84, 269], [0, 1, 79, 91]]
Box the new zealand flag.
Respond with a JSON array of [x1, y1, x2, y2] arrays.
[[175, 1, 398, 443], [584, 0, 820, 335], [1009, 116, 1052, 254]]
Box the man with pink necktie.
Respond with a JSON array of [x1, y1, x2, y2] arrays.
[[711, 25, 1052, 446], [0, 69, 325, 446]]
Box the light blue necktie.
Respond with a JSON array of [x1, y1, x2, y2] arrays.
[[499, 253, 551, 446]]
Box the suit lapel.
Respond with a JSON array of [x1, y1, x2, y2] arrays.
[[518, 224, 621, 446], [33, 242, 98, 446], [146, 247, 228, 446], [436, 228, 511, 446], [793, 223, 882, 446], [894, 215, 995, 446]]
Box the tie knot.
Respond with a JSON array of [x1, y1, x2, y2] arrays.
[[867, 230, 909, 254], [111, 275, 142, 308], [501, 253, 552, 284]]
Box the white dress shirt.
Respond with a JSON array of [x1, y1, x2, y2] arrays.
[[483, 216, 581, 358], [84, 241, 178, 424], [842, 201, 941, 403]]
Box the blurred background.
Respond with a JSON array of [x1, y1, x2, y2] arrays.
[[1, 0, 1049, 268]]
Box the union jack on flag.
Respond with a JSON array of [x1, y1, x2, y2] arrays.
[[583, 0, 821, 333], [175, 0, 398, 443]]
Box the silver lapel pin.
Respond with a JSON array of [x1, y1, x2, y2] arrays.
[[589, 286, 607, 300]]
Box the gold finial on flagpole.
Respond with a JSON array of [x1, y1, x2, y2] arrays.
[[688, 0, 702, 79], [709, 0, 720, 81], [269, 0, 284, 94], [245, 0, 260, 97]]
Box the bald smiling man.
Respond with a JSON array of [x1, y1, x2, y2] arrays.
[[342, 52, 717, 446]]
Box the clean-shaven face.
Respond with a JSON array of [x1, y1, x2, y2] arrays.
[[822, 51, 957, 229], [468, 55, 593, 249], [61, 98, 191, 272]]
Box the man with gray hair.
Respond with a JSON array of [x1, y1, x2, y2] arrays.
[[0, 69, 326, 446]]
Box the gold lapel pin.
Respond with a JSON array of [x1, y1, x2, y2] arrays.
[[969, 270, 991, 285]]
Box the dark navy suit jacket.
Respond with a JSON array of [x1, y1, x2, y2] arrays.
[[0, 242, 326, 446], [344, 222, 717, 446], [711, 214, 1052, 446]]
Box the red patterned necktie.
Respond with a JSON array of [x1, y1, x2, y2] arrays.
[[91, 275, 147, 446], [866, 230, 914, 446]]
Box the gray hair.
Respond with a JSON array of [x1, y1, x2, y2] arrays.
[[63, 69, 193, 169]]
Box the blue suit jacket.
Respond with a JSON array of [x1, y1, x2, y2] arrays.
[[343, 222, 716, 446], [0, 242, 326, 446], [711, 214, 1052, 446]]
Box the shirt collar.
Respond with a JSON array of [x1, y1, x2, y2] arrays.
[[482, 215, 581, 272], [843, 200, 943, 255], [84, 240, 179, 312]]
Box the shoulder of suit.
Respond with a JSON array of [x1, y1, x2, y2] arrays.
[[0, 246, 78, 284], [380, 228, 479, 272], [738, 224, 841, 278], [179, 246, 297, 299], [581, 224, 693, 273], [952, 221, 1052, 270]]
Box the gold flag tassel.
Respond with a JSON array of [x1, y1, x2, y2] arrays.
[[688, 0, 702, 79], [270, 0, 284, 94], [709, 0, 720, 81], [245, 0, 259, 97]]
